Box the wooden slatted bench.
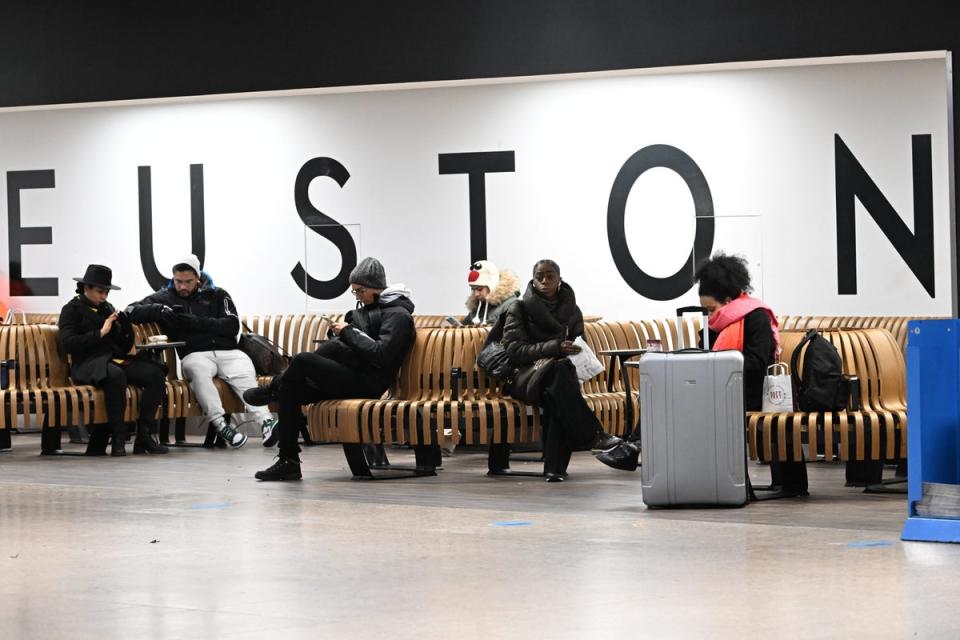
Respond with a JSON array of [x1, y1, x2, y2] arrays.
[[747, 328, 907, 480], [0, 323, 178, 454], [306, 323, 632, 479]]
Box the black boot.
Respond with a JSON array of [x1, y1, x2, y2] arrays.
[[243, 375, 282, 407], [591, 430, 623, 453], [255, 456, 302, 481], [134, 421, 169, 454], [84, 425, 109, 456], [111, 424, 127, 457]]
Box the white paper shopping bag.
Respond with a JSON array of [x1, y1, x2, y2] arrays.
[[762, 363, 795, 412]]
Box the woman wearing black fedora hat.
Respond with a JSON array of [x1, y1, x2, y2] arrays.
[[58, 264, 168, 456]]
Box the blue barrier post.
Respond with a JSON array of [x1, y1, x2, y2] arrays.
[[901, 319, 960, 543]]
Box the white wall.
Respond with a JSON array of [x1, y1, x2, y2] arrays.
[[0, 56, 952, 319]]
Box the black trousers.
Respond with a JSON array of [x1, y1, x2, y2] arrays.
[[538, 363, 601, 475], [101, 361, 166, 430], [277, 353, 382, 460]]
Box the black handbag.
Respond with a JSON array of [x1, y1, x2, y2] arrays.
[[477, 340, 514, 381], [238, 323, 289, 376], [507, 357, 566, 407], [476, 311, 514, 381]]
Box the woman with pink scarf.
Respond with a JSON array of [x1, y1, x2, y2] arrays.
[[696, 253, 809, 497], [598, 253, 782, 475], [696, 253, 779, 411]]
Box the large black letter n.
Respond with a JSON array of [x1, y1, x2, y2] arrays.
[[835, 134, 934, 296]]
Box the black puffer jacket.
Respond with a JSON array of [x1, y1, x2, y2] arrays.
[[58, 295, 135, 385], [502, 281, 584, 366], [313, 284, 417, 393], [127, 274, 240, 359]]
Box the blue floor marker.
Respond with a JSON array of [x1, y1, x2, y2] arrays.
[[190, 502, 230, 510], [846, 540, 893, 548], [491, 520, 532, 527]]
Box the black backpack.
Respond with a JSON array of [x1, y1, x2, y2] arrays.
[[790, 330, 851, 411]]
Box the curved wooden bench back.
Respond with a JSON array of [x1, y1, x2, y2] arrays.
[[413, 315, 452, 328], [241, 314, 331, 356], [4, 312, 60, 325]]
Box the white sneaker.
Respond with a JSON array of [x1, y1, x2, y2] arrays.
[[260, 418, 277, 445]]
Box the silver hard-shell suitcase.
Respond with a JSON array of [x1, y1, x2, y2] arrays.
[[639, 306, 748, 507]]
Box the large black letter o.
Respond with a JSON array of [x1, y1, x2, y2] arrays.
[[607, 145, 714, 301]]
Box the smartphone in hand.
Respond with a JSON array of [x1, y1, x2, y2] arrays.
[[444, 316, 463, 328]]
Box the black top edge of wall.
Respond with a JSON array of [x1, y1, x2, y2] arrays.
[[0, 0, 957, 108]]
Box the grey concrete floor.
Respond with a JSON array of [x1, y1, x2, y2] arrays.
[[1, 435, 959, 639]]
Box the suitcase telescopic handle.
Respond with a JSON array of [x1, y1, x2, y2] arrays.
[[675, 306, 710, 350], [676, 306, 708, 316]]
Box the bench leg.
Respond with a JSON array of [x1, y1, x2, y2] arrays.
[[487, 443, 544, 477], [860, 460, 908, 494], [40, 425, 63, 455], [343, 443, 438, 480], [158, 416, 171, 444], [363, 444, 390, 468], [167, 417, 207, 448], [344, 443, 374, 478], [175, 417, 188, 443], [300, 424, 318, 446], [67, 424, 89, 445]]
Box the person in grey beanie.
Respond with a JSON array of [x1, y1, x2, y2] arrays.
[[246, 257, 416, 481]]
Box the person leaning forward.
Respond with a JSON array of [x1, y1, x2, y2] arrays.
[[126, 255, 277, 449], [58, 264, 169, 456], [246, 257, 416, 481]]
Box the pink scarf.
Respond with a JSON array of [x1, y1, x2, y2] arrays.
[[708, 293, 781, 357]]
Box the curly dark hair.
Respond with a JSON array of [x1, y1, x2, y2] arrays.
[[694, 252, 752, 302]]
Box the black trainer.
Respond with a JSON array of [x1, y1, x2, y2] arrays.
[[243, 377, 280, 407], [255, 457, 302, 481], [596, 441, 640, 471], [591, 431, 623, 453]]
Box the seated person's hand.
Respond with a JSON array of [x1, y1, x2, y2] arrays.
[[331, 321, 350, 336], [559, 340, 582, 355], [173, 312, 202, 330]]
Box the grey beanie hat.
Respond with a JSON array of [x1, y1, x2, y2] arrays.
[[349, 257, 387, 289]]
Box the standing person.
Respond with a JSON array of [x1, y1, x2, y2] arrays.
[[58, 265, 168, 456], [501, 259, 622, 482], [246, 257, 416, 481], [462, 260, 520, 326], [127, 255, 276, 449]]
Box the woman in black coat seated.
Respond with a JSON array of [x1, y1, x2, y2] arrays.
[[58, 265, 168, 456], [500, 259, 622, 481]]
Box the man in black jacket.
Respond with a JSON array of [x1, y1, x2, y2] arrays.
[[246, 257, 416, 481], [127, 255, 276, 449]]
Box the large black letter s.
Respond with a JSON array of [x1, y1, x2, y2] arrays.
[[290, 157, 358, 299]]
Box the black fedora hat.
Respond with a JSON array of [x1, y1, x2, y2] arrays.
[[72, 264, 121, 291]]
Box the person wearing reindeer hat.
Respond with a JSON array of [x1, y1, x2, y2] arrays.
[[58, 264, 169, 456], [246, 257, 416, 481], [463, 260, 520, 327], [127, 254, 277, 450]]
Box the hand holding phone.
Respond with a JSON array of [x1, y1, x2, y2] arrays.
[[444, 316, 463, 328]]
